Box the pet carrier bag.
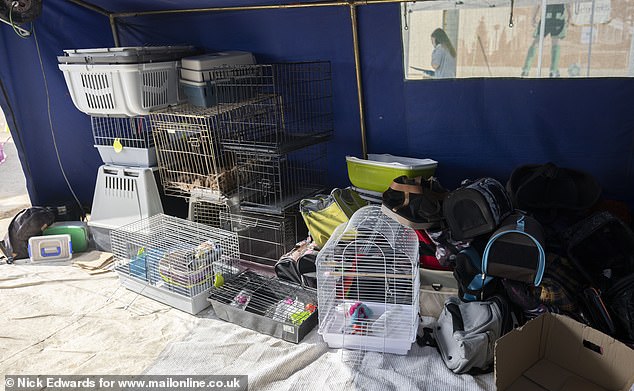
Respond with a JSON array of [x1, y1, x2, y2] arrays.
[[453, 247, 498, 301], [564, 211, 634, 292], [435, 295, 514, 374], [506, 163, 601, 212], [1, 207, 56, 263], [275, 238, 319, 288], [381, 176, 447, 230], [443, 177, 513, 241], [419, 269, 459, 318], [300, 188, 367, 248], [481, 213, 546, 286]]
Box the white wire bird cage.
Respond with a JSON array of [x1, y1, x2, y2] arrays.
[[112, 214, 240, 314], [149, 103, 241, 198], [316, 205, 420, 363], [91, 116, 156, 166]]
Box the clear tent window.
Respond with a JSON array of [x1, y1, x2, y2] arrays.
[[402, 0, 634, 79]]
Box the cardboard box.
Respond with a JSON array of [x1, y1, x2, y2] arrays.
[[495, 313, 634, 391]]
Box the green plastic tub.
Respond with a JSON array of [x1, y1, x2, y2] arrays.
[[346, 154, 438, 193], [43, 221, 89, 253]]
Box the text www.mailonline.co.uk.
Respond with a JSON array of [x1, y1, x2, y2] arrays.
[[4, 375, 247, 390]]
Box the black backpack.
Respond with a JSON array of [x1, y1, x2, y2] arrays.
[[0, 207, 56, 263], [563, 211, 634, 341]]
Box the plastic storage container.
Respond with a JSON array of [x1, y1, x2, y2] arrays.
[[43, 221, 89, 253], [346, 154, 438, 193], [28, 234, 73, 262], [57, 46, 196, 65], [180, 51, 255, 82], [58, 61, 180, 117]]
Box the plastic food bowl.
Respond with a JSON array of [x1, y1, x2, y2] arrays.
[[346, 154, 438, 193]]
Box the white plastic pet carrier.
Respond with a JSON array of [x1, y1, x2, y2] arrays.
[[88, 165, 164, 252], [317, 205, 420, 361], [58, 61, 180, 117]]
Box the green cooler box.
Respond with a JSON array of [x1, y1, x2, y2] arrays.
[[43, 221, 89, 253]]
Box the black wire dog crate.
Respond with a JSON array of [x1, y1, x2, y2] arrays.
[[91, 116, 156, 167], [188, 190, 306, 267], [212, 61, 333, 154], [208, 270, 318, 343], [218, 209, 308, 267], [150, 104, 239, 198], [112, 214, 240, 314], [235, 142, 327, 214]]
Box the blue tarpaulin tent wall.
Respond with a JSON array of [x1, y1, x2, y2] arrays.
[[1, 0, 633, 211]]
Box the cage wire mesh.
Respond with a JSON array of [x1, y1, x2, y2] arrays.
[[218, 208, 307, 267], [316, 205, 420, 365], [188, 190, 239, 229], [209, 61, 333, 153], [207, 269, 318, 343], [112, 214, 240, 313], [235, 142, 326, 214], [91, 116, 153, 148], [150, 103, 243, 198]]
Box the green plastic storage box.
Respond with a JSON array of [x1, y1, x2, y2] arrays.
[[43, 221, 89, 253], [346, 154, 438, 193]]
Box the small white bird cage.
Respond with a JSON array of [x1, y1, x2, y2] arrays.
[[317, 205, 420, 361]]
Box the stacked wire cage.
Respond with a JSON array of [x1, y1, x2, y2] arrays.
[[208, 270, 318, 343], [112, 214, 240, 314], [235, 142, 327, 214], [213, 61, 333, 153], [150, 104, 240, 198], [157, 61, 332, 269], [215, 62, 333, 213], [316, 205, 420, 362]]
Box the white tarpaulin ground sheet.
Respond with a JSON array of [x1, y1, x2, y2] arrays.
[[0, 254, 493, 391]]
